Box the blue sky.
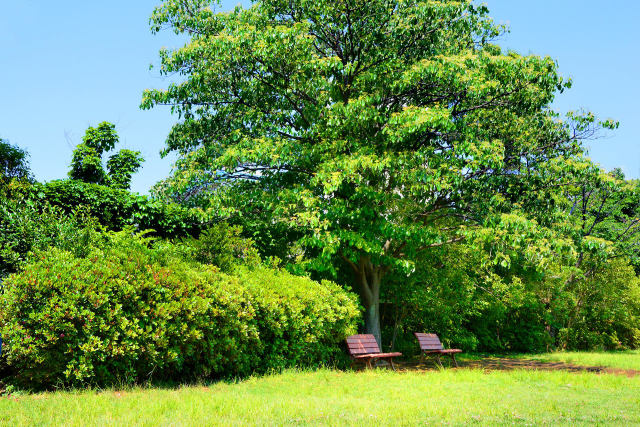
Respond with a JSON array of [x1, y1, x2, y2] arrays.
[[1, 1, 638, 194]]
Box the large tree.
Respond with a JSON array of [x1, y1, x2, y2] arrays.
[[143, 0, 605, 344]]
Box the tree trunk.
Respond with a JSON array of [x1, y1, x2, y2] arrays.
[[353, 256, 383, 346], [364, 300, 382, 346]]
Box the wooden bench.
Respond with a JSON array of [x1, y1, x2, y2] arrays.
[[414, 333, 462, 367], [346, 334, 403, 370]]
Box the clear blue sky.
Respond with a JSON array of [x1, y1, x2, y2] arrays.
[[1, 1, 638, 194]]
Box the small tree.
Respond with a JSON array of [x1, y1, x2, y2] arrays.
[[143, 0, 610, 344], [69, 122, 144, 190]]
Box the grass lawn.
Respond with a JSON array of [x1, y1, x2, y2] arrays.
[[1, 368, 639, 426]]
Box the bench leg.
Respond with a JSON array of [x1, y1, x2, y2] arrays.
[[451, 354, 458, 368], [389, 358, 397, 372]]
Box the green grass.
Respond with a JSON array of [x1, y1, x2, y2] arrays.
[[1, 368, 639, 426], [515, 351, 640, 371]]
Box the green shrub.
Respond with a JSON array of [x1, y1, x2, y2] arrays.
[[0, 232, 359, 389]]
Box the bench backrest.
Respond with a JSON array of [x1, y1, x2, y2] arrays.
[[346, 334, 381, 355], [414, 333, 444, 351]]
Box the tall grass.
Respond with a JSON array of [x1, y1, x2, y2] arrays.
[[1, 368, 639, 425]]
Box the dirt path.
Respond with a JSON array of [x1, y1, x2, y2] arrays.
[[396, 357, 640, 378]]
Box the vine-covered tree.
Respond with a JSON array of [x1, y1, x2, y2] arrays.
[[106, 149, 145, 190], [143, 0, 612, 343], [69, 122, 144, 190], [69, 143, 106, 184]]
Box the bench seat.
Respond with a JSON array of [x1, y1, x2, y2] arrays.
[[422, 349, 462, 354], [353, 352, 403, 359], [415, 333, 462, 367], [346, 334, 402, 370]]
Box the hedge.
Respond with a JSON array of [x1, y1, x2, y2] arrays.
[[0, 232, 360, 389]]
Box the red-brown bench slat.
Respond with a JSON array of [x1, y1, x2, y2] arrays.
[[346, 335, 378, 340], [418, 342, 443, 347], [347, 342, 380, 347], [347, 341, 380, 346], [368, 352, 403, 358]]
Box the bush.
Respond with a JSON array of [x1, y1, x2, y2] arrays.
[[0, 232, 359, 389], [237, 267, 360, 369]]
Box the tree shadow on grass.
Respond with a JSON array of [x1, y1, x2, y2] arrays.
[[395, 356, 640, 378]]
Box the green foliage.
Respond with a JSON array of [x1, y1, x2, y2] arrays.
[[82, 122, 118, 155], [106, 149, 145, 190], [382, 233, 640, 354], [185, 223, 261, 272], [381, 243, 484, 354], [563, 169, 640, 271], [236, 266, 361, 371], [0, 177, 208, 279], [0, 139, 32, 182], [42, 180, 206, 238], [68, 144, 106, 184], [69, 122, 143, 189], [0, 231, 360, 389], [0, 180, 96, 281], [560, 258, 640, 350]]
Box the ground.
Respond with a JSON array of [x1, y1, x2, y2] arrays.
[[1, 353, 639, 426], [405, 350, 640, 377]]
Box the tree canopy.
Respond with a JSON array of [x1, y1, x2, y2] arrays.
[[0, 138, 32, 182], [143, 0, 616, 343]]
